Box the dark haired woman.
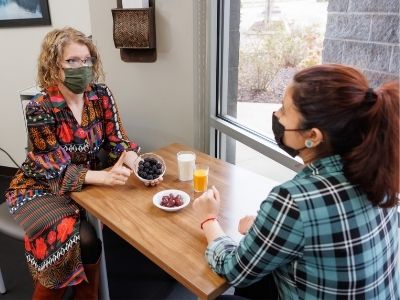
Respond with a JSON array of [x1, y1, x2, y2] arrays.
[[194, 64, 399, 299]]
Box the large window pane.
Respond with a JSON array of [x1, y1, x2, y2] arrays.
[[219, 132, 297, 183], [222, 0, 328, 137]]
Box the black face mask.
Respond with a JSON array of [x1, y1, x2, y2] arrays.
[[272, 113, 307, 157]]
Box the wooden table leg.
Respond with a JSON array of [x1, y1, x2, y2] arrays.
[[87, 214, 110, 300]]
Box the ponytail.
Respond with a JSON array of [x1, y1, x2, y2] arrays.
[[292, 64, 399, 207], [344, 81, 399, 207]]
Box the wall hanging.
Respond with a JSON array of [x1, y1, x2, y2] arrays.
[[0, 0, 51, 27], [112, 0, 156, 62]]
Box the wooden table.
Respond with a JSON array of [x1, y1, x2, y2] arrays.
[[71, 143, 280, 299]]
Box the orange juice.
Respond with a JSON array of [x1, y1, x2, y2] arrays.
[[193, 168, 208, 192]]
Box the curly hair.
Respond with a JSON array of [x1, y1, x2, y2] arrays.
[[37, 27, 104, 89]]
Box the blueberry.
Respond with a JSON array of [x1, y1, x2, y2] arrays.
[[147, 175, 153, 180], [156, 169, 162, 175], [156, 163, 162, 169], [138, 164, 144, 170]]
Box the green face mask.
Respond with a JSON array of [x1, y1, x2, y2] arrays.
[[63, 66, 93, 94]]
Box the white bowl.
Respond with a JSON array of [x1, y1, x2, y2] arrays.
[[133, 153, 166, 185], [153, 189, 190, 212]]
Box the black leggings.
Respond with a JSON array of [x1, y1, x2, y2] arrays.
[[79, 219, 102, 264]]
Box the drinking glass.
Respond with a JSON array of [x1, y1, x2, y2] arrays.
[[193, 164, 209, 193], [177, 151, 196, 181]]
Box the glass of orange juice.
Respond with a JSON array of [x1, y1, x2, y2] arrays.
[[193, 164, 209, 193]]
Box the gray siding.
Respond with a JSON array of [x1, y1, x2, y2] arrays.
[[322, 0, 399, 87]]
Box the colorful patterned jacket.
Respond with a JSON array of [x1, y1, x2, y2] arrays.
[[6, 83, 140, 214]]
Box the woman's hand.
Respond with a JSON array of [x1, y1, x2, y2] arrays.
[[193, 186, 221, 221], [238, 215, 256, 235], [193, 186, 226, 243], [145, 176, 163, 187], [84, 152, 132, 186], [101, 151, 132, 186], [123, 150, 140, 170]]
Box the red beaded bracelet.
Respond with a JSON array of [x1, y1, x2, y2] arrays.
[[200, 217, 217, 230]]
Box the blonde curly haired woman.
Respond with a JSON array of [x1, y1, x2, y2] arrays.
[[6, 27, 161, 299]]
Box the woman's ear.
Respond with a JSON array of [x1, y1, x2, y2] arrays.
[[307, 128, 324, 147]]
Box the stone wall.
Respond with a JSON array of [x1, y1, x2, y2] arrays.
[[323, 0, 399, 87]]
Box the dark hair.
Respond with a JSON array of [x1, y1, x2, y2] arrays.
[[292, 64, 399, 207]]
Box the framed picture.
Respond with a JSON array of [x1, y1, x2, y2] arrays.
[[0, 0, 51, 28]]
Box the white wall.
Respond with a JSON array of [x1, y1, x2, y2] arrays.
[[0, 0, 195, 167], [0, 0, 91, 167], [88, 0, 195, 153]]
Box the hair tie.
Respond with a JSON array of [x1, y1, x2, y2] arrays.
[[365, 88, 376, 104]]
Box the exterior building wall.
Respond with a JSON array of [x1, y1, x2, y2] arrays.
[[323, 0, 399, 87]]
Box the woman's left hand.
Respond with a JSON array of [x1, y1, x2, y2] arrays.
[[124, 151, 140, 170], [193, 186, 220, 221], [238, 215, 256, 235], [145, 176, 163, 187]]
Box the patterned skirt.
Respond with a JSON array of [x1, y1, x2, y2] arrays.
[[12, 195, 87, 289]]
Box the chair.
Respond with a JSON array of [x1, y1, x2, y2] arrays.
[[0, 88, 35, 294], [0, 201, 25, 294]]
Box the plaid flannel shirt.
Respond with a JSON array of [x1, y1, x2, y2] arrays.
[[206, 155, 399, 299]]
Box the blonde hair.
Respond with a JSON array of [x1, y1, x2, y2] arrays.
[[37, 27, 104, 89]]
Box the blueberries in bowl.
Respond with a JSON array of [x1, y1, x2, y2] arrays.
[[136, 155, 165, 182], [133, 153, 166, 185]]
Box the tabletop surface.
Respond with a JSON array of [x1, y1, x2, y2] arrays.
[[71, 143, 280, 299]]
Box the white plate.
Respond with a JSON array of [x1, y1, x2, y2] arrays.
[[153, 189, 190, 212]]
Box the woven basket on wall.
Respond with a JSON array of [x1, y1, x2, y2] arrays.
[[112, 8, 155, 49]]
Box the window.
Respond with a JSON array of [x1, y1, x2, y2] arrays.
[[217, 132, 296, 182], [209, 0, 328, 177]]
